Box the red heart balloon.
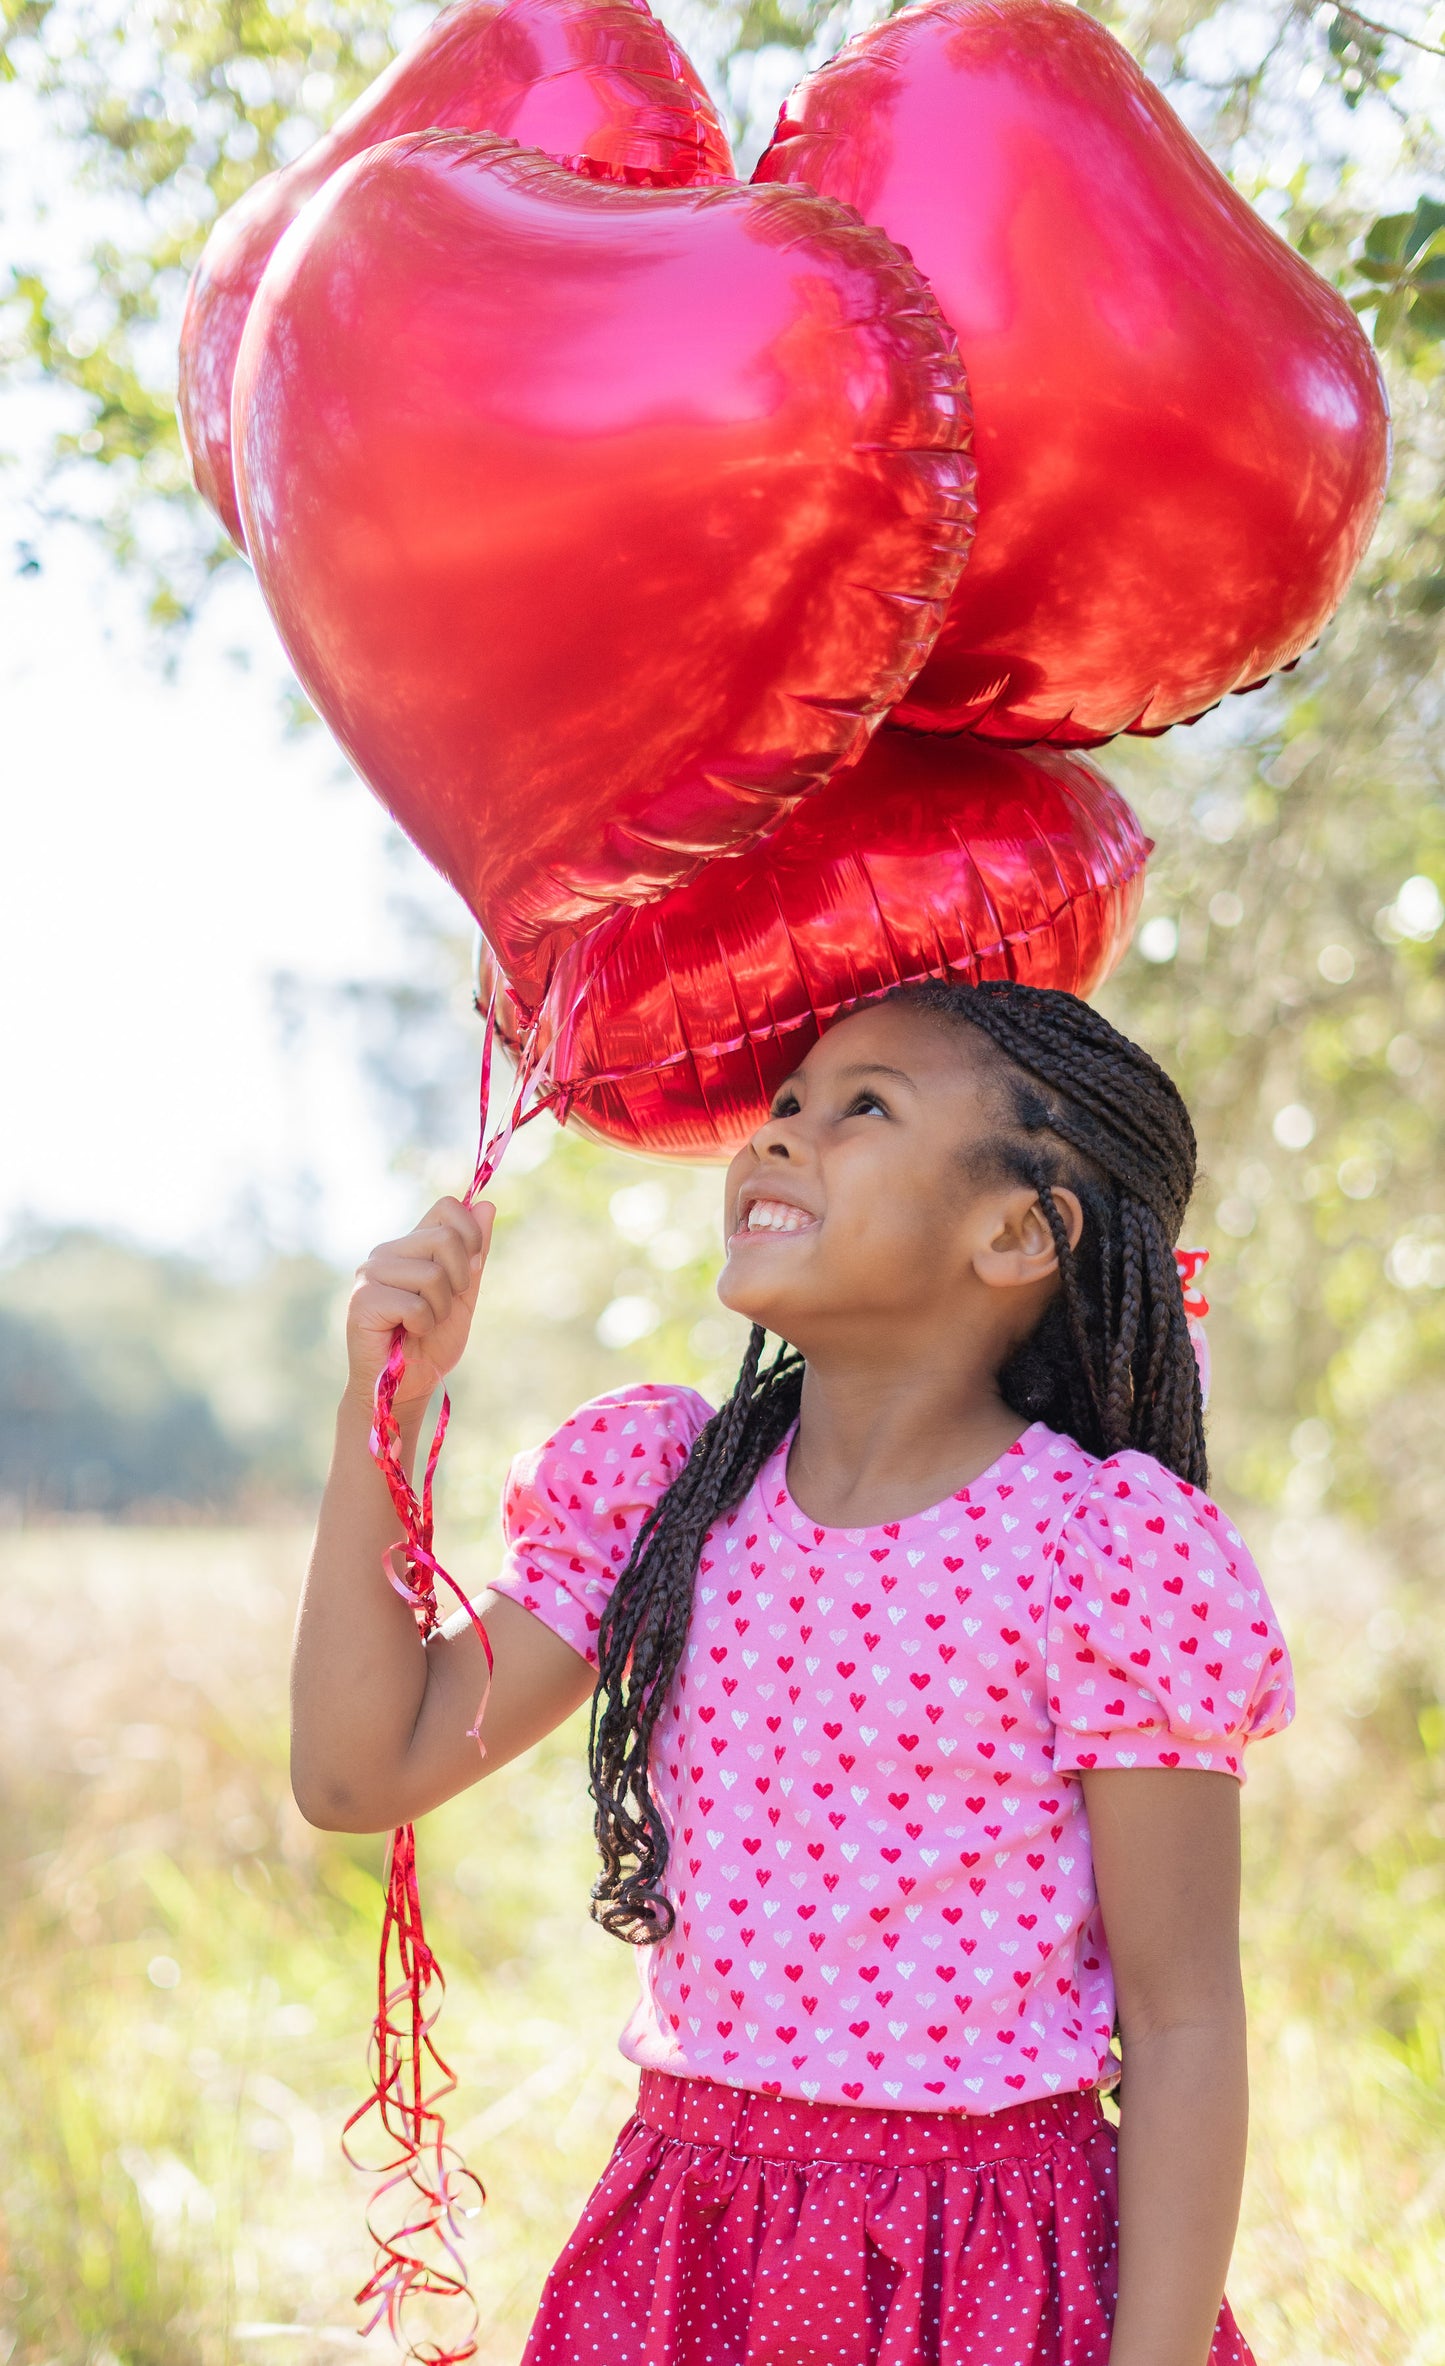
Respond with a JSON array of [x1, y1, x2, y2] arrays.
[[235, 135, 975, 999], [755, 0, 1389, 745], [496, 728, 1148, 1157], [179, 0, 734, 545]]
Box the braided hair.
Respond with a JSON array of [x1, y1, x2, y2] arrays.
[[588, 980, 1204, 1943]]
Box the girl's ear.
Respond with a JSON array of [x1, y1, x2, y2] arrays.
[[973, 1184, 1084, 1291]]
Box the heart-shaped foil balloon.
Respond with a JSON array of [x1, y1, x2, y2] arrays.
[[491, 728, 1148, 1157], [235, 134, 975, 999], [755, 0, 1390, 744], [179, 0, 735, 545]]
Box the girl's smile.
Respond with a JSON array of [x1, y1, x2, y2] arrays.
[[730, 1186, 819, 1243]]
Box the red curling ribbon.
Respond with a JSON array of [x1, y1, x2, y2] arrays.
[[1174, 1246, 1210, 1319], [351, 985, 554, 2366], [1175, 1247, 1211, 1409]]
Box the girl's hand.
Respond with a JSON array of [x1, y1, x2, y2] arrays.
[[345, 1197, 495, 1408]]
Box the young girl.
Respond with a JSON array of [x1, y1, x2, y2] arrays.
[[292, 979, 1293, 2366]]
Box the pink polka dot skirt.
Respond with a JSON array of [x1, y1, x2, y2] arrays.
[[520, 2070, 1257, 2364]]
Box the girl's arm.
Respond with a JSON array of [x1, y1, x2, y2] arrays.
[[290, 1198, 595, 1834], [1080, 1766, 1249, 2366]]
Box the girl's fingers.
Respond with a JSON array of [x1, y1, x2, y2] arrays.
[[370, 1230, 469, 1300], [424, 1196, 492, 1268], [412, 1223, 476, 1299], [359, 1255, 456, 1329], [438, 1202, 494, 1300], [354, 1285, 436, 1338], [364, 1203, 494, 1295], [350, 1199, 495, 1363]]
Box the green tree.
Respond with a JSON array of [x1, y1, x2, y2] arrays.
[[0, 1226, 346, 1507]]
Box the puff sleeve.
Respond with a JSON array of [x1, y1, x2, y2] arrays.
[[489, 1384, 713, 1666], [1045, 1454, 1294, 1781]]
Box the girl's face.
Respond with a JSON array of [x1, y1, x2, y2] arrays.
[[718, 1001, 1068, 1352]]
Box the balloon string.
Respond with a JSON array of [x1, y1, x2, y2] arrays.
[[357, 985, 555, 2366]]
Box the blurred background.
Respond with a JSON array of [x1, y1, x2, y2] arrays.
[[4, 0, 1445, 2358]]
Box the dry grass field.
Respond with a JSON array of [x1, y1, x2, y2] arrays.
[[1, 1513, 1442, 2365]]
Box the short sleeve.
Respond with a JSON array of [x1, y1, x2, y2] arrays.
[[1046, 1455, 1294, 1782], [489, 1384, 713, 1667]]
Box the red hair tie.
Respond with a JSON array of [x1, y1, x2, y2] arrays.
[[1174, 1247, 1211, 1406]]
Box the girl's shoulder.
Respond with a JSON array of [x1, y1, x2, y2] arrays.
[[504, 1381, 715, 1529], [509, 1381, 714, 1487], [1064, 1443, 1255, 1566], [1042, 1437, 1294, 1779], [493, 1384, 714, 1665], [1015, 1428, 1254, 1565]]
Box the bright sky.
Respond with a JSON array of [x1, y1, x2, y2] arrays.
[[0, 481, 470, 1267]]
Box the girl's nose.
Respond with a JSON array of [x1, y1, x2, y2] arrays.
[[749, 1111, 800, 1161]]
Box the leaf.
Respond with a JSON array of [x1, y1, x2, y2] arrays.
[[1372, 288, 1411, 349], [1364, 212, 1414, 267], [1408, 287, 1445, 338], [1405, 197, 1445, 263]]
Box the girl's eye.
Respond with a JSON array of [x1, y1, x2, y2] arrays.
[[770, 1089, 801, 1119], [846, 1089, 888, 1117]]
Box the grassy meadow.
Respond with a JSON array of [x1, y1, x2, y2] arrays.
[[1, 1508, 1443, 2366]]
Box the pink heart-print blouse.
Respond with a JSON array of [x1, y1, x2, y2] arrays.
[[489, 1384, 1293, 2116]]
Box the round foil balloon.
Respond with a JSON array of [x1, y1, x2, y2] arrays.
[[755, 0, 1390, 745], [489, 729, 1149, 1158], [235, 135, 975, 1001], [179, 0, 735, 545]]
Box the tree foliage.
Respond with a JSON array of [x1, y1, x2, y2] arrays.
[[0, 1227, 344, 1509]]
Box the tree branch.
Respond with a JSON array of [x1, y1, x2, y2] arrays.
[[1329, 1, 1445, 61]]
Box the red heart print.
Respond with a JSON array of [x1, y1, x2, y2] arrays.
[[237, 136, 973, 998]]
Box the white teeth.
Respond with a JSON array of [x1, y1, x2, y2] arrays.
[[745, 1200, 813, 1234]]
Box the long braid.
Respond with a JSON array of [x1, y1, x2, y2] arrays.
[[1104, 1197, 1146, 1452], [589, 1326, 804, 1941], [1033, 1181, 1105, 1429], [588, 979, 1206, 1949]]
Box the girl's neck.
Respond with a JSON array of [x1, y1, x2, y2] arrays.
[[783, 1351, 1031, 1530]]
